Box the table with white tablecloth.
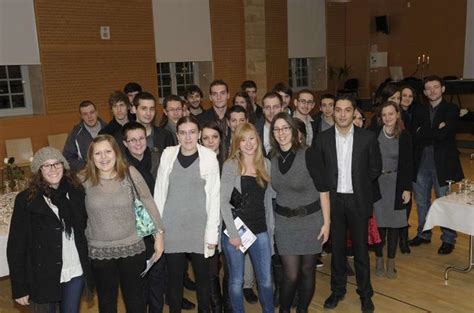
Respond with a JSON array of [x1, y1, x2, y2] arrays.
[[0, 192, 18, 277], [423, 193, 474, 282]]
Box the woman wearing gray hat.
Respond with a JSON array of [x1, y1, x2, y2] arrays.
[[7, 147, 93, 313]]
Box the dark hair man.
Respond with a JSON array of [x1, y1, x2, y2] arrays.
[[408, 75, 464, 255], [293, 89, 318, 147], [272, 82, 293, 115], [313, 93, 336, 133], [123, 82, 143, 105], [241, 80, 263, 119], [132, 92, 174, 153], [63, 100, 106, 171], [185, 85, 204, 117], [256, 92, 283, 156], [313, 95, 382, 312], [100, 91, 131, 137], [197, 79, 230, 150], [160, 94, 184, 145]]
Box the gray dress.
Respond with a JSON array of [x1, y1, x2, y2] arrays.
[[271, 148, 323, 255], [162, 158, 207, 254], [373, 132, 407, 228]]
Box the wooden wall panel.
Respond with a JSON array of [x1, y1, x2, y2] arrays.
[[209, 0, 246, 94], [265, 0, 288, 90]]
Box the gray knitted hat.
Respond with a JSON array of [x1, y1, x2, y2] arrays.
[[31, 146, 70, 173]]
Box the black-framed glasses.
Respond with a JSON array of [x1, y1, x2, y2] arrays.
[[41, 161, 63, 171], [273, 126, 291, 134], [297, 99, 315, 106], [126, 137, 146, 145]]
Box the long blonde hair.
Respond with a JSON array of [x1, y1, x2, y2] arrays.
[[228, 123, 270, 188], [80, 134, 128, 186]]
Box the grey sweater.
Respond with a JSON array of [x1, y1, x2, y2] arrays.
[[83, 166, 163, 259]]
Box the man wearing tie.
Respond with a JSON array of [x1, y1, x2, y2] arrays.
[[312, 96, 382, 313]]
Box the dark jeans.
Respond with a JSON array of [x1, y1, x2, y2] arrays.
[[91, 252, 146, 313], [413, 166, 457, 244], [166, 252, 210, 313], [30, 275, 84, 313], [330, 193, 373, 299]]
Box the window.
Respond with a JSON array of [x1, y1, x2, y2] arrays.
[[157, 62, 198, 99], [288, 58, 310, 90], [0, 65, 32, 116]]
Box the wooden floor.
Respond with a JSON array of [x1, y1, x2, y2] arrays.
[[1, 152, 473, 313]]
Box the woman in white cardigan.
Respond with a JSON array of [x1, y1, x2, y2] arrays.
[[154, 115, 220, 313]]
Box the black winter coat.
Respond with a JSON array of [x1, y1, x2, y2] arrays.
[[7, 188, 92, 303]]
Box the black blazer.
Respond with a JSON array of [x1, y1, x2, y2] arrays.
[[412, 100, 464, 184], [312, 126, 382, 218], [7, 189, 92, 303], [372, 128, 414, 210]]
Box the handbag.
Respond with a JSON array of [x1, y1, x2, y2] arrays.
[[127, 169, 157, 237]]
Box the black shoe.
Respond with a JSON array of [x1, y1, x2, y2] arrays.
[[323, 293, 345, 309], [400, 241, 411, 254], [361, 297, 374, 313], [182, 297, 196, 310], [184, 275, 196, 291], [243, 288, 258, 304], [438, 242, 455, 255], [408, 237, 431, 247], [316, 258, 324, 268]]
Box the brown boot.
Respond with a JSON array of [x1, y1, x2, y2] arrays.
[[386, 258, 397, 279], [375, 257, 384, 277]]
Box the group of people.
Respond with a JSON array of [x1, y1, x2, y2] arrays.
[[6, 75, 464, 313]]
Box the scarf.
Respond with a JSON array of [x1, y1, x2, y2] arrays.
[[125, 147, 155, 193], [44, 178, 76, 238]]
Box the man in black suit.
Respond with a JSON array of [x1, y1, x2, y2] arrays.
[[255, 91, 283, 157], [409, 75, 464, 254], [312, 96, 382, 313]]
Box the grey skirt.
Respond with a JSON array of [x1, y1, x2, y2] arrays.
[[274, 209, 323, 255]]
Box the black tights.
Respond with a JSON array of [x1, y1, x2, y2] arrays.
[[375, 227, 399, 259], [279, 254, 317, 310]]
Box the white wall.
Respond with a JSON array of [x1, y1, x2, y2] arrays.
[[464, 0, 474, 78], [152, 0, 213, 62], [0, 0, 40, 65], [287, 0, 326, 58]]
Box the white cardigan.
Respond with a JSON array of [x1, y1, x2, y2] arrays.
[[154, 144, 221, 258]]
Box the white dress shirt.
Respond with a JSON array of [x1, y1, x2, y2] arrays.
[[335, 125, 354, 193], [263, 123, 271, 154]]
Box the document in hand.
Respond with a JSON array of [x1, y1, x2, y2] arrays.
[[223, 217, 257, 253]]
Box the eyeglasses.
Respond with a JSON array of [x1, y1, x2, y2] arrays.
[[167, 108, 183, 113], [41, 161, 63, 171], [273, 126, 291, 134], [297, 99, 315, 106], [126, 137, 146, 145], [263, 105, 281, 112]]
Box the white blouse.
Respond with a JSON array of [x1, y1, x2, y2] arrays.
[[44, 195, 83, 283]]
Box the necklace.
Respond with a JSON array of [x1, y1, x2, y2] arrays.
[[279, 150, 295, 163], [383, 126, 395, 139]]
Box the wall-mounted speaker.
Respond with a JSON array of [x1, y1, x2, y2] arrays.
[[375, 15, 389, 34]]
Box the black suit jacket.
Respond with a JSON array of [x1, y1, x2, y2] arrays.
[[412, 100, 464, 184], [312, 126, 382, 218]]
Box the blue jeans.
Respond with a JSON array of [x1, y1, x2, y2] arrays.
[[222, 232, 273, 313], [31, 275, 84, 313], [413, 166, 457, 244]]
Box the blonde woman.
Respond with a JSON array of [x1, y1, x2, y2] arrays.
[[220, 122, 274, 313]]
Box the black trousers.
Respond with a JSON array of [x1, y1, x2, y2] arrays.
[[165, 253, 210, 313], [91, 251, 146, 313], [330, 193, 373, 299], [144, 236, 166, 313]]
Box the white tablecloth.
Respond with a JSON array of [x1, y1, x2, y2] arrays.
[[0, 234, 8, 277], [0, 192, 17, 277], [424, 193, 474, 236]]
